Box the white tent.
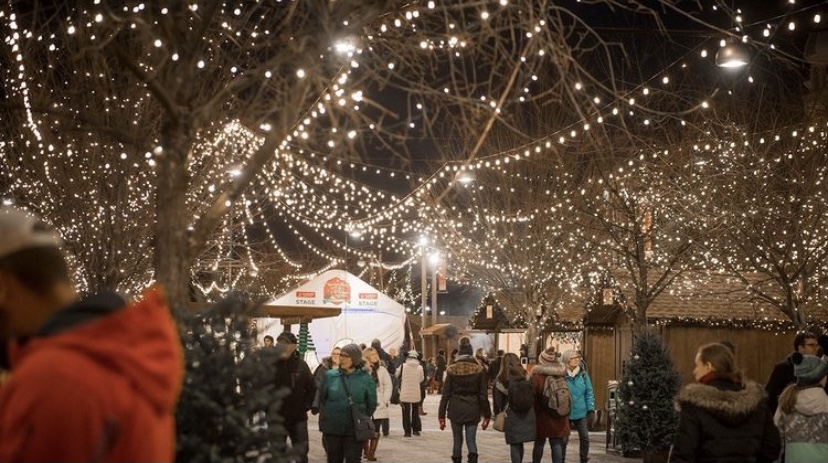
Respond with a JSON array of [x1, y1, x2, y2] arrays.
[[255, 270, 406, 357]]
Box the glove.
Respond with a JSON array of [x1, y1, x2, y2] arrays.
[[439, 418, 446, 430], [587, 410, 597, 428], [311, 407, 319, 415], [482, 417, 490, 430]]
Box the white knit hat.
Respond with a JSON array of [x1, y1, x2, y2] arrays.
[[0, 207, 62, 259]]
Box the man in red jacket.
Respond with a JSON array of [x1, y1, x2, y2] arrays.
[[0, 207, 183, 462]]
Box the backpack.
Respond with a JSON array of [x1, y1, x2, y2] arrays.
[[508, 377, 535, 413], [542, 375, 571, 417]]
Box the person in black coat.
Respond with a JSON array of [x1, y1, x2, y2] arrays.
[[438, 342, 492, 463], [274, 332, 317, 463], [765, 332, 820, 414], [672, 342, 780, 463]]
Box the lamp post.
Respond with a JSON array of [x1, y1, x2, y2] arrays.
[[419, 237, 428, 354]]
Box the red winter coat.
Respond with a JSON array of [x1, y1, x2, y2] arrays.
[[0, 288, 183, 462], [529, 363, 571, 439]]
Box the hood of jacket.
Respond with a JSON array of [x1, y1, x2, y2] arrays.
[[793, 386, 828, 416], [676, 379, 765, 427], [11, 288, 183, 415], [530, 363, 567, 378], [447, 356, 483, 376]]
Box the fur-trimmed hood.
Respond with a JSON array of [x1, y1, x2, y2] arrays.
[[447, 356, 484, 376], [676, 379, 766, 426], [530, 363, 567, 378]]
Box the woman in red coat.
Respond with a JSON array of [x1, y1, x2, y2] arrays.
[[529, 347, 570, 463]]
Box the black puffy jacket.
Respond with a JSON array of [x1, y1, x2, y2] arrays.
[[438, 356, 491, 424], [671, 377, 780, 463]]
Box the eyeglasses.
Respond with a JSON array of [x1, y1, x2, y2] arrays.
[[332, 353, 341, 356], [804, 343, 819, 348], [340, 353, 351, 358]]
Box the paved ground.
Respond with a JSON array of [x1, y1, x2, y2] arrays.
[[306, 393, 634, 463]]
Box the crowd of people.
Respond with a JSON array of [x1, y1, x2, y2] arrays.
[[3, 207, 828, 463]]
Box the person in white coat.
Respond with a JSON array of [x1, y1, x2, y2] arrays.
[[396, 350, 425, 437], [363, 347, 392, 461], [774, 353, 828, 463]]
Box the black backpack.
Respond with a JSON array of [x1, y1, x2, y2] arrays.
[[508, 377, 534, 413]]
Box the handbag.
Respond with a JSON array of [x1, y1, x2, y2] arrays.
[[339, 373, 377, 442], [493, 408, 507, 432]]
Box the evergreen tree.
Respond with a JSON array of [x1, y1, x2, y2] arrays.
[[175, 295, 290, 462], [616, 331, 681, 456]]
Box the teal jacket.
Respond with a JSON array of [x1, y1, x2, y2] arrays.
[[319, 365, 377, 436], [564, 366, 595, 420]]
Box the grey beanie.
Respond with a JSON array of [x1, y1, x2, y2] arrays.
[[341, 343, 364, 366], [793, 353, 828, 385]]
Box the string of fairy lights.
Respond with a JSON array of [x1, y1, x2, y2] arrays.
[[0, 1, 826, 329]]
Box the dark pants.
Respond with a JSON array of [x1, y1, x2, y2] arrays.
[[451, 421, 478, 458], [401, 403, 421, 434], [375, 418, 389, 436], [572, 417, 590, 462], [323, 434, 362, 463], [532, 436, 568, 463], [510, 442, 525, 463], [283, 419, 310, 463]]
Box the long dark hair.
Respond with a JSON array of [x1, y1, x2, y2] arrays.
[[498, 352, 524, 383]]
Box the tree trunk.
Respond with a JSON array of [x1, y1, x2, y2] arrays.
[[154, 121, 194, 308], [525, 323, 540, 363]]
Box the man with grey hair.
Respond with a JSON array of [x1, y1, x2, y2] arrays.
[[0, 207, 183, 462]]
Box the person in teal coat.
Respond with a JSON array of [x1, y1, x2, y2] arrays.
[[561, 349, 595, 463], [319, 343, 378, 463]]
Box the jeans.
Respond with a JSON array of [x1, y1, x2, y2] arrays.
[[571, 417, 589, 462], [510, 442, 525, 463], [401, 403, 421, 434], [283, 419, 310, 463], [375, 418, 389, 436], [450, 421, 478, 458], [323, 434, 362, 463], [532, 437, 568, 463]]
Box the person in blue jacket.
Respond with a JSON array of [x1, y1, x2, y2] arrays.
[[561, 349, 595, 463], [319, 343, 378, 463]]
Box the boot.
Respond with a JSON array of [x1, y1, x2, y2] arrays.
[[366, 435, 379, 461], [468, 453, 478, 463], [451, 457, 462, 463]]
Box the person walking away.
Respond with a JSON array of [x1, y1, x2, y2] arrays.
[[275, 331, 317, 463], [561, 349, 595, 463], [671, 342, 780, 463], [313, 346, 341, 415], [489, 350, 504, 386], [494, 353, 536, 463], [319, 344, 377, 463], [418, 351, 429, 415], [0, 207, 183, 462], [438, 341, 492, 463], [426, 357, 438, 394], [530, 348, 570, 463], [774, 353, 828, 463], [396, 349, 425, 436], [765, 332, 820, 415], [436, 349, 448, 393], [362, 347, 392, 461]]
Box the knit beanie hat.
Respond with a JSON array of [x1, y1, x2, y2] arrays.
[[458, 343, 474, 356], [561, 349, 580, 364], [792, 352, 828, 385], [407, 349, 419, 359], [539, 347, 557, 365], [341, 343, 364, 366]]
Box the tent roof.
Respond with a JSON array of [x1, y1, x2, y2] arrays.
[[259, 269, 403, 323]]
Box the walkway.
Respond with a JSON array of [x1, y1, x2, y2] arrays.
[[306, 392, 632, 463]]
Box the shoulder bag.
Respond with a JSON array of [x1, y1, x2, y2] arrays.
[[339, 373, 377, 442], [493, 405, 508, 432]]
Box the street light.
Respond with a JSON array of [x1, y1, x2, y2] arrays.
[[716, 38, 750, 68]]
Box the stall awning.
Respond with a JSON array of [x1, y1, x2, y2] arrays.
[[420, 323, 466, 337]]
